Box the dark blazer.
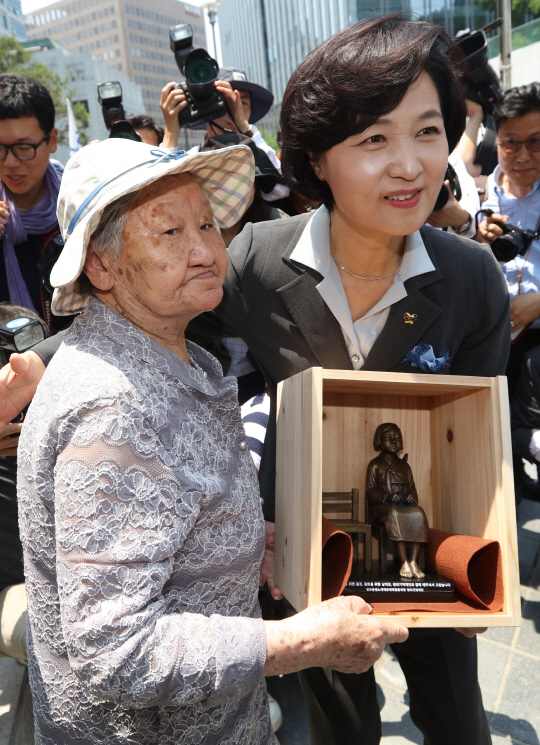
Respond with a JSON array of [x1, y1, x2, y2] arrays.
[[188, 213, 511, 521]]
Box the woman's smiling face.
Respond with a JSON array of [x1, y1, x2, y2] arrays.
[[313, 71, 449, 239]]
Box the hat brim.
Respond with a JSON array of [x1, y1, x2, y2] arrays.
[[229, 80, 274, 123], [51, 144, 254, 316]]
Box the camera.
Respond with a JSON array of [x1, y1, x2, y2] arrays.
[[456, 20, 504, 117], [432, 163, 462, 212], [0, 316, 45, 367], [169, 23, 229, 129], [476, 209, 539, 263], [97, 82, 141, 142]]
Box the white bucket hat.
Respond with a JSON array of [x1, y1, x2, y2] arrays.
[[51, 138, 255, 315]]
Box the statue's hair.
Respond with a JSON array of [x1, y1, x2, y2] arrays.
[[373, 422, 402, 451]]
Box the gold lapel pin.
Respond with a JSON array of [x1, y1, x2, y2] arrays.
[[404, 313, 418, 325]]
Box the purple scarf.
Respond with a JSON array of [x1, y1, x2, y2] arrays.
[[0, 162, 61, 312]]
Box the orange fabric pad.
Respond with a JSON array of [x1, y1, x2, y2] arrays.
[[321, 521, 504, 614]]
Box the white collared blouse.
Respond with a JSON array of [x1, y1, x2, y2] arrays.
[[289, 206, 436, 369]]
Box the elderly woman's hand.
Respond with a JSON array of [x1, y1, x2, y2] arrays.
[[264, 596, 408, 676]]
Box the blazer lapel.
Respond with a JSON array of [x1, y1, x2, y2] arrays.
[[362, 276, 442, 372], [277, 269, 353, 370]]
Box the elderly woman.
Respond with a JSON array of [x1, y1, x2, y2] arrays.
[[16, 139, 406, 745]]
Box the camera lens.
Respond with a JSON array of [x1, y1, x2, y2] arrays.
[[186, 57, 217, 85], [491, 232, 526, 263]]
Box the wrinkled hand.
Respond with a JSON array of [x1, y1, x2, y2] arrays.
[[0, 422, 22, 456], [406, 493, 417, 505], [426, 182, 470, 230], [279, 596, 408, 675], [455, 627, 488, 638], [476, 213, 509, 244], [0, 351, 45, 434], [511, 293, 540, 330], [391, 493, 401, 504], [0, 201, 9, 238], [214, 80, 250, 134], [259, 521, 283, 600], [160, 82, 187, 148]]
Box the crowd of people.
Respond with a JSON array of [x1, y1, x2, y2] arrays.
[[0, 10, 537, 745]]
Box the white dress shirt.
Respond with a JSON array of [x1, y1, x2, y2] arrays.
[[289, 206, 436, 369]]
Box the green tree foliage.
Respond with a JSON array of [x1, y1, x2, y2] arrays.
[[0, 36, 89, 145], [260, 129, 278, 153]]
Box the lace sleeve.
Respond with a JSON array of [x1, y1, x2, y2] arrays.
[[54, 399, 266, 710]]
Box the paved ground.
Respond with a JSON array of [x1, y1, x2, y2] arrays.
[[1, 496, 539, 744]]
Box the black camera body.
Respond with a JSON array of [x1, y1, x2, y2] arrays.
[[456, 22, 504, 117], [477, 209, 540, 263], [170, 23, 228, 129], [432, 163, 462, 212], [491, 222, 538, 263], [97, 82, 141, 142]]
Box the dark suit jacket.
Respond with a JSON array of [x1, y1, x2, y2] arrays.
[[188, 213, 511, 521]]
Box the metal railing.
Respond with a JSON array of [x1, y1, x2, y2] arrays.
[[487, 16, 540, 58]]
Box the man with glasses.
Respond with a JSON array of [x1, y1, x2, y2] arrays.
[[477, 82, 540, 499], [0, 74, 66, 332]]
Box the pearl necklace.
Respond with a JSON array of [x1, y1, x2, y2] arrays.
[[332, 256, 397, 281]]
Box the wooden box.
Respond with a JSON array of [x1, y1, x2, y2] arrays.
[[275, 368, 521, 628]]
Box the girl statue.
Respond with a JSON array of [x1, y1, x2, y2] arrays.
[[366, 423, 429, 579]]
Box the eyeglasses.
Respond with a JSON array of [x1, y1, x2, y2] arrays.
[[497, 136, 540, 154], [0, 133, 50, 161]]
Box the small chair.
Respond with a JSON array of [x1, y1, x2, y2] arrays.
[[322, 489, 372, 571]]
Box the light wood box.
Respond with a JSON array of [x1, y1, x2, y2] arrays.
[[275, 368, 521, 628]]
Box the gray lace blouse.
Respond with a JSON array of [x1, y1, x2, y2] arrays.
[[17, 297, 275, 744]]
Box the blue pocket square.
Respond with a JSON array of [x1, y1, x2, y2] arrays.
[[401, 343, 450, 373]]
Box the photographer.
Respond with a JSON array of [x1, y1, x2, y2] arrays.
[[0, 74, 67, 333], [127, 114, 164, 147], [475, 83, 540, 395], [159, 68, 289, 202]]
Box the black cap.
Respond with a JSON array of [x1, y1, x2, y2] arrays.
[[217, 67, 274, 123]]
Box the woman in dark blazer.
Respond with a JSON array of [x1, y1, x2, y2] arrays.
[[188, 15, 509, 745], [5, 14, 509, 745]]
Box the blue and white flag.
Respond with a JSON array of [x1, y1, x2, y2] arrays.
[[66, 98, 82, 156]]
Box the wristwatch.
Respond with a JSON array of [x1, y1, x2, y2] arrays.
[[454, 215, 472, 235]]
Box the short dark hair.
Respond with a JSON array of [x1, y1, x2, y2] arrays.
[[493, 83, 540, 132], [279, 14, 466, 206], [0, 74, 55, 133], [127, 114, 164, 143], [373, 422, 402, 451]]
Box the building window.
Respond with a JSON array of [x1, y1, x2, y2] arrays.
[[115, 48, 120, 56], [113, 33, 118, 41], [117, 62, 122, 70]]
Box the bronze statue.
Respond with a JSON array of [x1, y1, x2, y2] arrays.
[[366, 423, 429, 579]]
